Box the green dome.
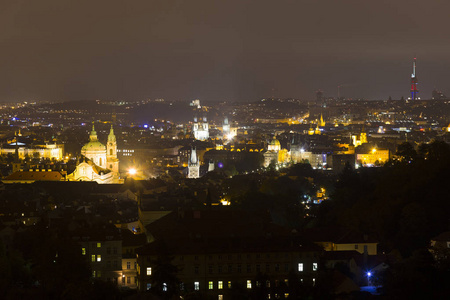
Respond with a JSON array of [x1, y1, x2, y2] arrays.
[[81, 141, 106, 151]]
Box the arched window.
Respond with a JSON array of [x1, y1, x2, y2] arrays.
[[110, 149, 113, 155]]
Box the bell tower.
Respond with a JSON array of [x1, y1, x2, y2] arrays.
[[106, 125, 119, 175]]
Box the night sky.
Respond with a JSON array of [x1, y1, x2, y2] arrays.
[[1, 0, 450, 102]]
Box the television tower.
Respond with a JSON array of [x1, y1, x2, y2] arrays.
[[410, 58, 419, 100]]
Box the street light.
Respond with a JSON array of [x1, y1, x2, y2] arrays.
[[128, 168, 137, 176]]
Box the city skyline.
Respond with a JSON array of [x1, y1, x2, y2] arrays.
[[1, 1, 450, 102]]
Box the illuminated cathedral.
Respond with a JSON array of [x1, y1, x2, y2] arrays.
[[67, 125, 120, 184]]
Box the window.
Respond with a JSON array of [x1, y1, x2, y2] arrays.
[[247, 280, 252, 289], [97, 271, 101, 277], [285, 263, 289, 272], [92, 271, 96, 277], [228, 281, 232, 289], [113, 260, 117, 268], [256, 264, 261, 272], [81, 248, 86, 255], [194, 266, 199, 274], [97, 242, 101, 248], [247, 264, 251, 273], [266, 280, 271, 288], [107, 261, 111, 268], [218, 295, 223, 300], [180, 283, 185, 291], [163, 283, 167, 292], [106, 247, 111, 254], [113, 247, 117, 254], [275, 264, 279, 272], [237, 264, 242, 273], [194, 282, 200, 291], [218, 281, 223, 289], [298, 263, 303, 272], [313, 278, 316, 286], [266, 264, 270, 272], [228, 265, 232, 273], [313, 263, 318, 271], [97, 255, 101, 262], [146, 283, 151, 290], [127, 262, 131, 269], [91, 255, 96, 262], [209, 281, 213, 290], [147, 267, 152, 275], [285, 279, 289, 286], [218, 265, 222, 274], [127, 277, 130, 284], [209, 265, 213, 274]]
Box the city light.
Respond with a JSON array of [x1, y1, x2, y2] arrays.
[[128, 168, 137, 176]]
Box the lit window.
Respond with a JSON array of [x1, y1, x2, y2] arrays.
[[285, 293, 289, 298], [91, 255, 96, 262], [194, 282, 200, 291], [228, 281, 232, 289], [92, 270, 96, 277], [146, 283, 151, 290], [209, 281, 213, 290], [218, 281, 223, 289], [147, 267, 152, 275], [127, 261, 131, 269], [97, 242, 101, 248], [163, 283, 167, 292], [313, 278, 316, 286], [313, 263, 318, 271], [247, 280, 252, 289], [298, 263, 303, 272], [97, 255, 101, 262], [218, 295, 223, 300], [81, 248, 86, 255]]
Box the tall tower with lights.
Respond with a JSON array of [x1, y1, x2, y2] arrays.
[[410, 58, 419, 100]]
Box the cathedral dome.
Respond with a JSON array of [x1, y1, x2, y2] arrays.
[[268, 137, 281, 151], [269, 137, 281, 147], [82, 125, 106, 152], [81, 140, 106, 151]]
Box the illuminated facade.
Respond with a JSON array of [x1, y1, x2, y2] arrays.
[[0, 142, 63, 160], [188, 147, 200, 178], [356, 148, 390, 166], [193, 117, 209, 140], [67, 125, 120, 183]]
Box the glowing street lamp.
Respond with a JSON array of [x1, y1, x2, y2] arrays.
[[128, 168, 137, 176]]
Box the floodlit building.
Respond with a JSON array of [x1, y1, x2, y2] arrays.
[[188, 147, 200, 179], [193, 117, 209, 140], [67, 125, 120, 184]]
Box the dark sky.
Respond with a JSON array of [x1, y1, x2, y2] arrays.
[[1, 0, 450, 102]]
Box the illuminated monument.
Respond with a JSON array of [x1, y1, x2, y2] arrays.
[[188, 147, 200, 178], [193, 116, 209, 140], [67, 124, 120, 184], [410, 58, 419, 100]]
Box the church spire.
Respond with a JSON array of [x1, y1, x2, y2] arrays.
[[90, 123, 98, 142], [108, 125, 116, 142]]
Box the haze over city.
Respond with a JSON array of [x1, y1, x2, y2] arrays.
[[2, 0, 450, 102], [0, 1, 450, 300]]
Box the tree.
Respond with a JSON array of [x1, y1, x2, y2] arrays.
[[150, 241, 180, 299]]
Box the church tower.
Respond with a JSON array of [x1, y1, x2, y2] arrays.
[[106, 125, 119, 175], [188, 147, 200, 179]]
